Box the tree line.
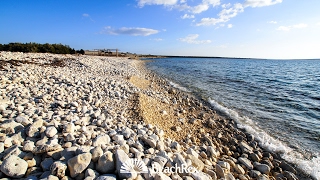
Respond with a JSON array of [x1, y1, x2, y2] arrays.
[[0, 42, 85, 54]]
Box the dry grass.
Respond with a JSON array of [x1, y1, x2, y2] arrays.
[[0, 59, 67, 70]]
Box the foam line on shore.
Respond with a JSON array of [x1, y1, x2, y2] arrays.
[[208, 98, 320, 179], [157, 71, 320, 179], [168, 81, 191, 92]]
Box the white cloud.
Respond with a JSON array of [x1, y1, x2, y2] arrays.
[[178, 34, 211, 44], [173, 3, 190, 11], [276, 23, 308, 31], [150, 38, 163, 41], [138, 0, 281, 28], [221, 3, 231, 8], [197, 3, 244, 26], [197, 0, 282, 27], [82, 13, 95, 22], [268, 21, 277, 24], [139, 0, 220, 15], [227, 24, 233, 28], [181, 14, 195, 19], [219, 3, 244, 20], [292, 23, 308, 29], [188, 0, 220, 14], [138, 0, 178, 7], [277, 26, 290, 31], [102, 26, 159, 36], [244, 0, 282, 8], [203, 0, 220, 7], [196, 17, 224, 26], [191, 4, 210, 14]]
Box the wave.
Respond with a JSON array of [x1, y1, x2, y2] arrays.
[[168, 81, 191, 92], [168, 79, 320, 179], [208, 98, 320, 180]]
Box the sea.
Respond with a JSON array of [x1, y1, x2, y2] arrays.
[[144, 57, 320, 179]]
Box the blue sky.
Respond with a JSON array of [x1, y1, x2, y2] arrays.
[[1, 0, 320, 59]]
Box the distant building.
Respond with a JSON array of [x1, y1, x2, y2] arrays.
[[84, 49, 122, 57]]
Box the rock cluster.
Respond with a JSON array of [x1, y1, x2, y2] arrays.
[[0, 51, 302, 179]]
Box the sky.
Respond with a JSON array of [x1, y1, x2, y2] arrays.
[[1, 0, 320, 59]]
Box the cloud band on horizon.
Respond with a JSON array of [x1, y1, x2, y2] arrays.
[[178, 34, 211, 44], [102, 26, 159, 36]]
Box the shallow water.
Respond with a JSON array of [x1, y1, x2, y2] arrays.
[[145, 57, 320, 179]]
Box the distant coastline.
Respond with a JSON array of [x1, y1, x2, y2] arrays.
[[140, 55, 320, 60]]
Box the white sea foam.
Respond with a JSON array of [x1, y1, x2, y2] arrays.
[[208, 98, 320, 180], [169, 81, 191, 92], [166, 78, 320, 179]]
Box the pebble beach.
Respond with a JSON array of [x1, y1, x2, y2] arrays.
[[0, 52, 307, 180]]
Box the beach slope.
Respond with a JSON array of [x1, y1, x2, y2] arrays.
[[0, 52, 307, 179]]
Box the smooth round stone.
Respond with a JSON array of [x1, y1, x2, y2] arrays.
[[0, 133, 7, 141], [23, 141, 35, 152], [45, 126, 58, 138], [64, 123, 75, 133], [17, 106, 25, 112], [41, 158, 54, 171], [0, 142, 4, 153], [96, 174, 117, 180], [15, 116, 31, 126], [71, 101, 79, 107], [0, 104, 7, 112], [4, 138, 13, 148], [85, 168, 99, 179], [254, 162, 271, 174]]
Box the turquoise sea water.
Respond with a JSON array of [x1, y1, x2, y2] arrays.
[[145, 57, 320, 179]]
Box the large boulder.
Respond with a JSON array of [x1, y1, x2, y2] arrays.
[[67, 153, 92, 178], [0, 120, 24, 133], [115, 149, 137, 179], [91, 146, 103, 162], [96, 151, 115, 174], [187, 154, 204, 171], [26, 119, 44, 137], [50, 161, 67, 178], [0, 155, 28, 178], [92, 134, 111, 146]]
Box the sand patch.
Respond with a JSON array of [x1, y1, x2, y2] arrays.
[[128, 60, 223, 145], [137, 93, 211, 143], [129, 76, 150, 90]]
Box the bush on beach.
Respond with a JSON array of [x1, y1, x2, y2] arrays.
[[0, 42, 84, 55]]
